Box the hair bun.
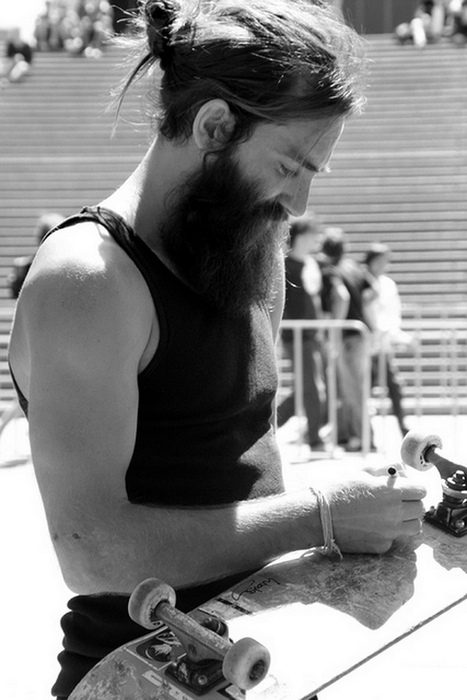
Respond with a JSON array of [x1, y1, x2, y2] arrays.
[[144, 0, 176, 62]]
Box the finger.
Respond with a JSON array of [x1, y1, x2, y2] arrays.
[[401, 500, 425, 522], [398, 483, 427, 500], [399, 518, 423, 537]]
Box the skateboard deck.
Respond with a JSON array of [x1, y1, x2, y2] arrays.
[[69, 433, 467, 700]]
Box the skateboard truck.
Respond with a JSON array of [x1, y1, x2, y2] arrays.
[[425, 470, 467, 537], [401, 431, 467, 537], [129, 578, 270, 693], [164, 614, 230, 694]]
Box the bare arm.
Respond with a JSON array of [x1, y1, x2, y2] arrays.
[[330, 277, 350, 319], [12, 228, 426, 597], [17, 232, 323, 594]]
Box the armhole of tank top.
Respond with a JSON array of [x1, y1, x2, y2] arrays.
[[97, 211, 171, 382], [38, 207, 170, 380], [135, 284, 168, 381], [116, 226, 170, 381]]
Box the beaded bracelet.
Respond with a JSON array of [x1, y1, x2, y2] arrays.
[[309, 486, 343, 560]]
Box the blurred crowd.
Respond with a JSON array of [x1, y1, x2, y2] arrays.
[[34, 0, 114, 58], [395, 0, 467, 47], [1, 0, 115, 84], [278, 215, 413, 454], [1, 28, 34, 84]]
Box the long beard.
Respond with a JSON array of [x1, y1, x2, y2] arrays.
[[160, 151, 289, 316]]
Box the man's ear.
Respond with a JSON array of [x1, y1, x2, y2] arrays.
[[192, 99, 236, 151]]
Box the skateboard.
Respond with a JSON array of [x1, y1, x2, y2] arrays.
[[69, 430, 467, 700]]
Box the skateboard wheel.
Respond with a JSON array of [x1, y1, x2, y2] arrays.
[[400, 430, 443, 471], [222, 637, 271, 690], [128, 577, 176, 629]]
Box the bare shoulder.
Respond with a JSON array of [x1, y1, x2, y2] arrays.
[[24, 220, 151, 320], [28, 220, 140, 293], [11, 220, 156, 381]]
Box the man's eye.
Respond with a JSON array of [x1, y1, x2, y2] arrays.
[[278, 164, 298, 178]]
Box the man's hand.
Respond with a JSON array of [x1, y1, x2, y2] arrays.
[[324, 470, 427, 554]]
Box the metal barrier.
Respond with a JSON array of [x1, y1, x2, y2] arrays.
[[279, 319, 373, 456], [279, 316, 467, 458], [403, 319, 466, 419], [0, 303, 15, 408]]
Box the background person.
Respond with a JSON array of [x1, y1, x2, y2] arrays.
[[363, 243, 413, 438], [33, 0, 115, 55], [318, 227, 372, 451], [7, 212, 64, 299], [448, 0, 467, 42], [1, 28, 34, 84], [0, 213, 64, 454], [394, 0, 447, 47], [8, 2, 426, 697], [277, 213, 327, 452]]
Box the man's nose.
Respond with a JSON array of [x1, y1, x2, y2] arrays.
[[282, 176, 314, 217]]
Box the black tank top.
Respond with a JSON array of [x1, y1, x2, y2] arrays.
[[282, 255, 318, 343], [11, 206, 285, 697], [14, 205, 284, 503]]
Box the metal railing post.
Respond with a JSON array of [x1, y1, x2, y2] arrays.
[[279, 319, 372, 456]]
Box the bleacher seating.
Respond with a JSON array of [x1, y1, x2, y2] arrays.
[[0, 35, 466, 411], [311, 35, 467, 306]]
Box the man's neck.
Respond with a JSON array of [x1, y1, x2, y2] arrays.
[[100, 135, 199, 254]]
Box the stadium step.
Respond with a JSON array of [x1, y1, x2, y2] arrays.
[[0, 35, 466, 411]]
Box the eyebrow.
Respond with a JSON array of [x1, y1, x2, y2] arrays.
[[285, 150, 331, 174]]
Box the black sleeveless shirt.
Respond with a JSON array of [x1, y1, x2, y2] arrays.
[[282, 256, 319, 343], [11, 206, 285, 697]]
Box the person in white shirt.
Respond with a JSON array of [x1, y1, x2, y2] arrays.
[[363, 244, 413, 437]]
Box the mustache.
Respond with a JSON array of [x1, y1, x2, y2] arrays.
[[191, 186, 288, 219], [160, 150, 290, 315], [183, 191, 288, 250]]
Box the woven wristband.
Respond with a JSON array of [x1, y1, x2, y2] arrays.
[[309, 487, 343, 560]]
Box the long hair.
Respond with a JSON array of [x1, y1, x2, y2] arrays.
[[116, 0, 367, 142]]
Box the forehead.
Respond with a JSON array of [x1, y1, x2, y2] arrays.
[[243, 116, 346, 170]]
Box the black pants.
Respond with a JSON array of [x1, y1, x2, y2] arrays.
[[372, 353, 408, 435], [52, 572, 253, 698], [277, 335, 326, 445]]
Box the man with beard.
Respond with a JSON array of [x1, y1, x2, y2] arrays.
[[8, 1, 426, 698]]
